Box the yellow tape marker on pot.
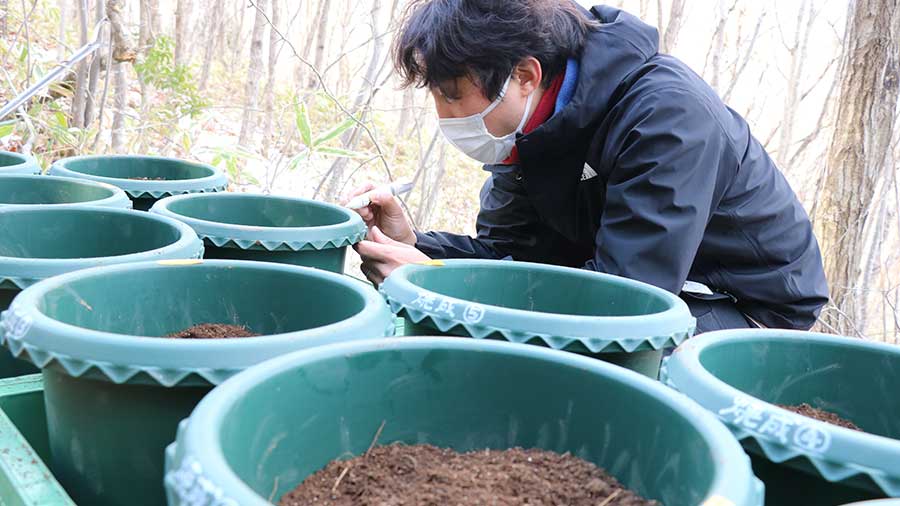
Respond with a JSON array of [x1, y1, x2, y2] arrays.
[[701, 496, 735, 506], [417, 260, 445, 266], [156, 259, 204, 266]]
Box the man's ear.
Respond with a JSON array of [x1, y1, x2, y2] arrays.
[[514, 57, 543, 96]]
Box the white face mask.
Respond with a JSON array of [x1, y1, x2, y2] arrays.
[[438, 75, 535, 164]]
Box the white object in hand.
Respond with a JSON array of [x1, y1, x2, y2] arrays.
[[345, 181, 414, 209]]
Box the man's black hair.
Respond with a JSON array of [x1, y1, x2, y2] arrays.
[[394, 0, 597, 101]]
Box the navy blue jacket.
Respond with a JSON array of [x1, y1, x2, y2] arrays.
[[414, 5, 829, 330]]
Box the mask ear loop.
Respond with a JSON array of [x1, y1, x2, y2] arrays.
[[515, 89, 535, 134], [478, 74, 513, 119]]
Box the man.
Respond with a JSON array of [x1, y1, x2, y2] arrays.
[[348, 0, 828, 332]]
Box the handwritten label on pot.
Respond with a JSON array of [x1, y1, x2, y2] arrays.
[[718, 395, 832, 453], [2, 306, 33, 341], [168, 456, 238, 506], [410, 291, 486, 324], [158, 259, 204, 266], [701, 496, 735, 506]]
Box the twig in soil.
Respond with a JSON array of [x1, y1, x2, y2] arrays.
[[331, 420, 386, 494], [331, 465, 351, 495], [598, 489, 622, 506], [267, 476, 280, 503], [366, 420, 386, 457]]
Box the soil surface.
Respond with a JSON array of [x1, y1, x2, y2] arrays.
[[279, 444, 660, 506], [778, 403, 861, 431], [166, 323, 260, 339]]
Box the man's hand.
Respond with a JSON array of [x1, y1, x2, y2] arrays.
[[343, 183, 417, 246], [355, 226, 430, 285]]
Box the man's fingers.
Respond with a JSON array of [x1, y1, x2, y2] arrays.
[[359, 263, 384, 286], [367, 190, 403, 214], [358, 206, 374, 221], [355, 239, 394, 262], [368, 226, 405, 247], [341, 182, 377, 206]]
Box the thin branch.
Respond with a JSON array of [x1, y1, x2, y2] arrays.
[[21, 0, 31, 87], [721, 11, 766, 102], [818, 305, 866, 338], [91, 23, 114, 150], [787, 68, 840, 168], [321, 29, 395, 78], [336, 155, 381, 197], [332, 420, 386, 495], [773, 4, 792, 52], [246, 0, 395, 183], [365, 420, 386, 456], [0, 0, 38, 72], [0, 67, 37, 152], [799, 55, 840, 103]]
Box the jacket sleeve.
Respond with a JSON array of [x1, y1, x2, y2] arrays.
[[586, 88, 736, 294], [415, 169, 543, 260]]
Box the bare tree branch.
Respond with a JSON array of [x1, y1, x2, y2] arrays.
[[246, 0, 398, 186], [721, 11, 766, 103]]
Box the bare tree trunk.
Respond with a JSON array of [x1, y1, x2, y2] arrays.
[[138, 0, 159, 113], [639, 0, 650, 20], [198, 0, 221, 91], [658, 0, 685, 53], [295, 0, 322, 90], [83, 0, 106, 126], [185, 0, 204, 63], [107, 0, 134, 153], [419, 142, 447, 227], [138, 0, 151, 51], [322, 0, 385, 202], [411, 130, 441, 224], [228, 0, 245, 73], [237, 0, 268, 149], [57, 0, 67, 59], [174, 0, 191, 66], [397, 86, 415, 137], [308, 0, 331, 89], [262, 0, 280, 156], [70, 0, 89, 128], [814, 0, 900, 335], [336, 0, 352, 96], [214, 0, 227, 64], [858, 188, 890, 330], [109, 39, 128, 152], [709, 1, 728, 91]]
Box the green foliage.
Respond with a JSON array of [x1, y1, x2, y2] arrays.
[[208, 146, 261, 185], [286, 96, 368, 172], [134, 36, 208, 120], [0, 121, 15, 139]]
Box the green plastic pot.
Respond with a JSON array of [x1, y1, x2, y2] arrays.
[[48, 155, 228, 211], [150, 193, 366, 273], [0, 174, 131, 209], [0, 207, 202, 378], [1, 259, 394, 506], [164, 337, 763, 506], [662, 329, 900, 506], [380, 259, 695, 378], [0, 151, 40, 175], [0, 374, 75, 505]]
